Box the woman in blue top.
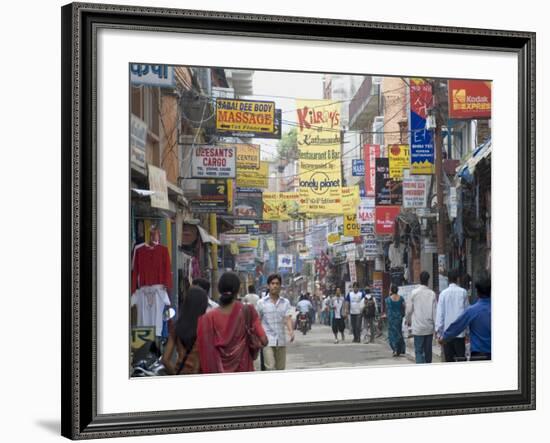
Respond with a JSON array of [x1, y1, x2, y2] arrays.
[[384, 285, 406, 357]]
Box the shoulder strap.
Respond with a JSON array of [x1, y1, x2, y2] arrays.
[[176, 340, 194, 374]]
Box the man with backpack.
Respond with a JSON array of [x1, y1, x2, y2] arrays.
[[362, 288, 378, 343]]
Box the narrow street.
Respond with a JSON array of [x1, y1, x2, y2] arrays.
[[286, 322, 414, 370]]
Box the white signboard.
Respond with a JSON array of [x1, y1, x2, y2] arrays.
[[130, 64, 175, 87], [423, 238, 437, 253], [278, 254, 294, 269], [191, 145, 236, 178], [449, 186, 458, 219], [147, 164, 169, 210], [348, 260, 357, 283], [130, 115, 147, 168], [403, 170, 429, 208], [357, 198, 375, 225]]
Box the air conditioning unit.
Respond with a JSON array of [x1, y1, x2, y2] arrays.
[[372, 116, 384, 146]]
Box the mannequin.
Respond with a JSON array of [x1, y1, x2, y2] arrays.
[[131, 224, 172, 337]]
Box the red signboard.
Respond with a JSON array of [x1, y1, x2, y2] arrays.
[[363, 144, 381, 197], [375, 206, 400, 235], [448, 80, 492, 119]]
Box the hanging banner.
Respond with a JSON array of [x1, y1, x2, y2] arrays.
[[388, 144, 410, 180], [216, 98, 275, 136], [409, 79, 434, 175], [343, 214, 360, 237], [191, 145, 236, 178], [296, 99, 342, 214], [147, 164, 169, 210], [364, 144, 381, 197], [236, 161, 269, 189], [357, 198, 376, 225], [341, 186, 360, 215], [448, 80, 492, 119], [262, 192, 300, 221], [402, 169, 430, 208], [375, 206, 400, 235]]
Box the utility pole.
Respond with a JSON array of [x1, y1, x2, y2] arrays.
[[429, 80, 447, 293]]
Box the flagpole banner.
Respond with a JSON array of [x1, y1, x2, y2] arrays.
[[296, 99, 342, 214], [364, 144, 381, 197], [388, 144, 410, 180], [409, 79, 434, 175]]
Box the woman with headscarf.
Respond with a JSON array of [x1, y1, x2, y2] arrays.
[[197, 272, 267, 373], [161, 285, 209, 374]]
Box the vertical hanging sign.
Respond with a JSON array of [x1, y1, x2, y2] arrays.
[[409, 79, 434, 174]]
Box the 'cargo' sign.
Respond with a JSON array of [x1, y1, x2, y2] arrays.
[[191, 145, 236, 178], [216, 98, 275, 136]]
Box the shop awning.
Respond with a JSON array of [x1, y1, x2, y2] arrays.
[[197, 225, 221, 245], [457, 139, 492, 182]]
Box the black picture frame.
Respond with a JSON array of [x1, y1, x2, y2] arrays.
[[61, 2, 536, 439]]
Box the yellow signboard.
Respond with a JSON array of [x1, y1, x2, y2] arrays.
[[262, 192, 300, 220], [341, 186, 360, 215], [327, 232, 341, 245], [265, 237, 275, 252], [343, 214, 360, 237], [131, 327, 155, 350], [230, 241, 239, 255], [235, 144, 261, 169], [216, 98, 275, 135], [296, 99, 342, 215], [388, 144, 411, 180], [236, 161, 269, 189]]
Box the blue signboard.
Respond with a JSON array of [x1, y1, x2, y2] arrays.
[[352, 159, 365, 176]]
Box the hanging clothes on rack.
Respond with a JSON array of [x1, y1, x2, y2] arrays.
[[130, 284, 170, 336]]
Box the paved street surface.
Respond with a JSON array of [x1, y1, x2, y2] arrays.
[[286, 322, 415, 370]]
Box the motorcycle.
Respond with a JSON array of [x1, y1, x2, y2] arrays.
[[130, 307, 175, 377], [297, 312, 309, 335]]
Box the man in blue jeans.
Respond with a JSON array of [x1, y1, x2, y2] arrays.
[[406, 271, 437, 363]]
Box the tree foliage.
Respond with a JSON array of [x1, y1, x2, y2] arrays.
[[277, 128, 298, 160]]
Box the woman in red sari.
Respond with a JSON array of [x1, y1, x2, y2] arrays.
[[197, 272, 267, 373]]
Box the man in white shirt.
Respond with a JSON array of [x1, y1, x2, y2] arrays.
[[257, 274, 295, 370], [243, 284, 260, 310], [435, 269, 469, 362], [345, 282, 365, 343], [406, 271, 437, 363], [295, 294, 313, 330], [331, 288, 346, 343]]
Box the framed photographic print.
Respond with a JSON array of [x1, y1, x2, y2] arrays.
[[61, 2, 536, 439]]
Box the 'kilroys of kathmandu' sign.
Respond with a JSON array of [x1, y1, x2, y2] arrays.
[[296, 99, 342, 215]]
